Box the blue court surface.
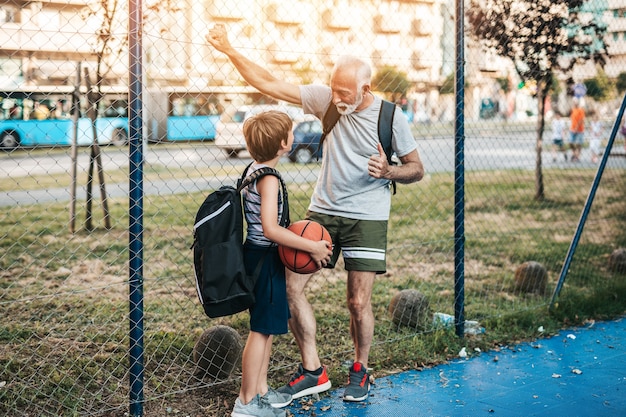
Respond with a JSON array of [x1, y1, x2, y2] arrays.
[[287, 316, 626, 416]]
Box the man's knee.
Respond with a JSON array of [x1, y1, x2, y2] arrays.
[[347, 295, 372, 316]]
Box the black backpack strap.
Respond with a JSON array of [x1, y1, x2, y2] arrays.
[[237, 165, 290, 227], [316, 102, 342, 158], [315, 99, 397, 194], [378, 100, 397, 195]]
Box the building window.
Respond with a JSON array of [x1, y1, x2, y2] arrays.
[[0, 6, 18, 24]]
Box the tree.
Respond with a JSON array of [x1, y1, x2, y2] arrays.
[[616, 72, 626, 95], [440, 73, 455, 95], [372, 66, 410, 103], [73, 0, 180, 232], [467, 0, 608, 201], [584, 68, 614, 102]]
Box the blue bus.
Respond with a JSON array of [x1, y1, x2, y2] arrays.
[[0, 86, 131, 149], [162, 89, 223, 142], [0, 86, 230, 150]]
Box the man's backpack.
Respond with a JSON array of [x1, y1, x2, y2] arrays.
[[192, 164, 289, 318], [319, 100, 398, 193]]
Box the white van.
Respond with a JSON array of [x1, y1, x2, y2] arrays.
[[214, 104, 312, 157]]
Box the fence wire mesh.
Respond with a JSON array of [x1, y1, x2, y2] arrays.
[[1, 0, 626, 415]]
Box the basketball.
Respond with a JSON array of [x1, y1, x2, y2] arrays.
[[279, 220, 332, 274]]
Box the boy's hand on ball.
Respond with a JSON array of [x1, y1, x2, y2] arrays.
[[311, 240, 332, 267]]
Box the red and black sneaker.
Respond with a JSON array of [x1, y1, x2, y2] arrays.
[[343, 361, 370, 402], [276, 363, 332, 399]]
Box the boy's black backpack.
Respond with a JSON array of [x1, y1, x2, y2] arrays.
[[192, 164, 289, 318]]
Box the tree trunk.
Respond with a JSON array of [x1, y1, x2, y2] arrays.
[[83, 68, 111, 230], [534, 88, 546, 201]]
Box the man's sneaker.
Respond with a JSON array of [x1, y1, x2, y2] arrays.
[[276, 363, 332, 399], [343, 362, 370, 402], [231, 394, 285, 417], [263, 387, 292, 408]]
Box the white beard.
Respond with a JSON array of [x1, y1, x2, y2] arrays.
[[336, 90, 364, 115]]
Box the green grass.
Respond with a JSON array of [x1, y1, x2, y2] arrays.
[[1, 165, 626, 416]]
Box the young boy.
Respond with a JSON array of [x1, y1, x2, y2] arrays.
[[232, 110, 332, 417]]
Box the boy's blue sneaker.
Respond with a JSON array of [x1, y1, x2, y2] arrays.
[[343, 361, 370, 402], [264, 387, 292, 408], [277, 363, 332, 399], [231, 394, 285, 417]]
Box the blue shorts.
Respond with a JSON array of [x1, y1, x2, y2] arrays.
[[244, 243, 290, 335], [570, 132, 584, 145]]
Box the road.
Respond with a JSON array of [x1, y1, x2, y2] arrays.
[[1, 127, 625, 207]]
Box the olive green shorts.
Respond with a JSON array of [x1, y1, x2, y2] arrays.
[[306, 211, 388, 274]]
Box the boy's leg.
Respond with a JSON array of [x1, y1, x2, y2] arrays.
[[257, 335, 272, 394], [240, 331, 270, 404]]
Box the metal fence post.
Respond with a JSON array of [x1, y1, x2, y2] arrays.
[[128, 0, 144, 415], [454, 0, 466, 337]]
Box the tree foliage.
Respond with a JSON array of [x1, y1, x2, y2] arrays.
[[372, 66, 410, 96], [467, 1, 607, 89], [439, 73, 455, 95], [584, 68, 614, 102], [467, 0, 609, 200]]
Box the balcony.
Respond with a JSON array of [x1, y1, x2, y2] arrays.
[[207, 0, 254, 21], [6, 0, 88, 6], [411, 51, 429, 70], [266, 2, 305, 25], [607, 0, 626, 8], [322, 9, 352, 31], [371, 45, 409, 67], [266, 43, 301, 64], [373, 14, 402, 34], [606, 41, 626, 55], [411, 19, 430, 37], [0, 26, 94, 58], [607, 17, 626, 32], [320, 44, 356, 66]]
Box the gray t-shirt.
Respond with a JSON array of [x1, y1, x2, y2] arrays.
[[299, 84, 417, 220]]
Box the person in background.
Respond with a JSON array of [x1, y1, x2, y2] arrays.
[[568, 99, 585, 162], [207, 24, 424, 404], [550, 111, 568, 162], [588, 111, 603, 164], [233, 110, 332, 417], [32, 102, 50, 120]]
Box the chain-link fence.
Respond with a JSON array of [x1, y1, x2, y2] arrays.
[[2, 0, 626, 415]]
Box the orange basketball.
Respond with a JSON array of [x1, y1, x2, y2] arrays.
[[278, 220, 332, 274]]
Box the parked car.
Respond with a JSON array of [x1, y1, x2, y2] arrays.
[[215, 104, 310, 157], [287, 119, 323, 164]]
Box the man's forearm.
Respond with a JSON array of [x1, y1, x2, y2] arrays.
[[388, 161, 424, 184], [221, 48, 277, 95]]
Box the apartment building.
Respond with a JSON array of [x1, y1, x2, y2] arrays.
[[1, 0, 623, 117], [0, 1, 445, 90], [603, 0, 626, 78], [572, 0, 626, 81], [0, 0, 128, 88]]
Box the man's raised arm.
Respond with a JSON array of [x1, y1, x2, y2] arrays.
[[207, 24, 302, 105]]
